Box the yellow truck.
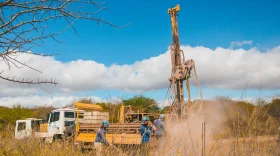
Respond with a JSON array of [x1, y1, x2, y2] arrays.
[[74, 102, 142, 147]]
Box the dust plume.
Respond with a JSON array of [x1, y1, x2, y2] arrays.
[[154, 99, 233, 156]]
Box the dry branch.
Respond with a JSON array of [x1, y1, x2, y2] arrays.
[[0, 0, 128, 84], [0, 75, 57, 85]]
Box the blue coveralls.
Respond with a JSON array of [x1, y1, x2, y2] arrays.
[[154, 118, 165, 137], [95, 127, 109, 145], [140, 124, 152, 143]]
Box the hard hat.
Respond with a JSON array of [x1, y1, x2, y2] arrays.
[[142, 116, 148, 121], [160, 114, 165, 119], [102, 120, 109, 127]]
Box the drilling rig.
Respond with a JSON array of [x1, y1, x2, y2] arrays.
[[167, 5, 202, 118]]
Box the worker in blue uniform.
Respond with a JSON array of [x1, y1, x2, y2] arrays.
[[140, 116, 153, 144], [154, 114, 166, 139], [94, 120, 110, 156]]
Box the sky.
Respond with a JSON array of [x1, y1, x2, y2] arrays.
[[1, 0, 280, 108]]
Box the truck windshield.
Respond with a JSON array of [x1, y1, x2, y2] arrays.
[[50, 112, 60, 122], [54, 112, 60, 121], [31, 120, 41, 132], [64, 112, 74, 118], [18, 122, 26, 131]]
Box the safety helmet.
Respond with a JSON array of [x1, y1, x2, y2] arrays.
[[102, 120, 109, 127], [142, 116, 149, 124], [160, 114, 165, 119], [142, 116, 149, 121]]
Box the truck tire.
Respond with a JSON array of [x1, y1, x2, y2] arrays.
[[52, 134, 63, 143]]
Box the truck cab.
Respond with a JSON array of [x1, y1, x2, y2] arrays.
[[15, 118, 43, 139], [15, 108, 84, 142], [47, 108, 76, 138]]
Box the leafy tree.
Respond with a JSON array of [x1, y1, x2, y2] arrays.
[[0, 105, 32, 130], [235, 101, 255, 117], [161, 106, 171, 114], [31, 106, 55, 120], [122, 96, 161, 113], [79, 98, 96, 104], [265, 97, 280, 122], [0, 105, 57, 130], [96, 102, 121, 123]]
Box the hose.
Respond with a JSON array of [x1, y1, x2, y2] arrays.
[[185, 65, 203, 117]]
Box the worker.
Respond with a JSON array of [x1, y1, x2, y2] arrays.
[[94, 120, 110, 156], [139, 117, 153, 155], [140, 116, 152, 144], [154, 114, 165, 139], [148, 120, 157, 136]]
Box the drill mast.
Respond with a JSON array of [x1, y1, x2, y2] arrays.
[[168, 5, 197, 118]]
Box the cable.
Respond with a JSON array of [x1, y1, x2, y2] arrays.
[[139, 81, 169, 96], [163, 82, 172, 108], [185, 66, 203, 117]]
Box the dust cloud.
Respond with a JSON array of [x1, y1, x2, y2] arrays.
[[154, 99, 231, 156]]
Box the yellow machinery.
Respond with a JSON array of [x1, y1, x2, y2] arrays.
[[119, 104, 159, 123], [74, 102, 142, 146], [74, 102, 103, 133]]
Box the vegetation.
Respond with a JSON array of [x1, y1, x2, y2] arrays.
[[0, 105, 54, 130], [264, 98, 280, 122], [1, 96, 280, 155], [78, 96, 161, 123], [0, 96, 161, 129], [123, 96, 161, 113], [1, 96, 280, 131]]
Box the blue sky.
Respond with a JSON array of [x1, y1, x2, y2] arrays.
[[31, 0, 280, 65], [52, 1, 279, 94], [33, 0, 280, 64], [1, 0, 280, 107]]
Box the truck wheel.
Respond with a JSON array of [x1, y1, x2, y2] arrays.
[[52, 134, 62, 143]]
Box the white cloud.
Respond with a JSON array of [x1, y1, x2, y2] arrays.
[[0, 45, 280, 98], [230, 40, 253, 48], [0, 96, 103, 108]]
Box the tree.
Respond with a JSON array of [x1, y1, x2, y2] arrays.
[[0, 105, 32, 130], [265, 97, 280, 122], [0, 0, 128, 84], [31, 106, 55, 120], [122, 96, 161, 113], [161, 106, 171, 114], [0, 105, 55, 129], [78, 97, 96, 104]]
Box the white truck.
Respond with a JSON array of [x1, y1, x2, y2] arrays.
[[15, 108, 83, 142], [15, 118, 44, 139]]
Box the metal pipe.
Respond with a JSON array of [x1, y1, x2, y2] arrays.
[[204, 122, 206, 156], [202, 122, 204, 156]]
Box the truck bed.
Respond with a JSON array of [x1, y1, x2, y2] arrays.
[[79, 123, 141, 134], [76, 123, 142, 144], [35, 132, 48, 138], [39, 123, 48, 132]]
